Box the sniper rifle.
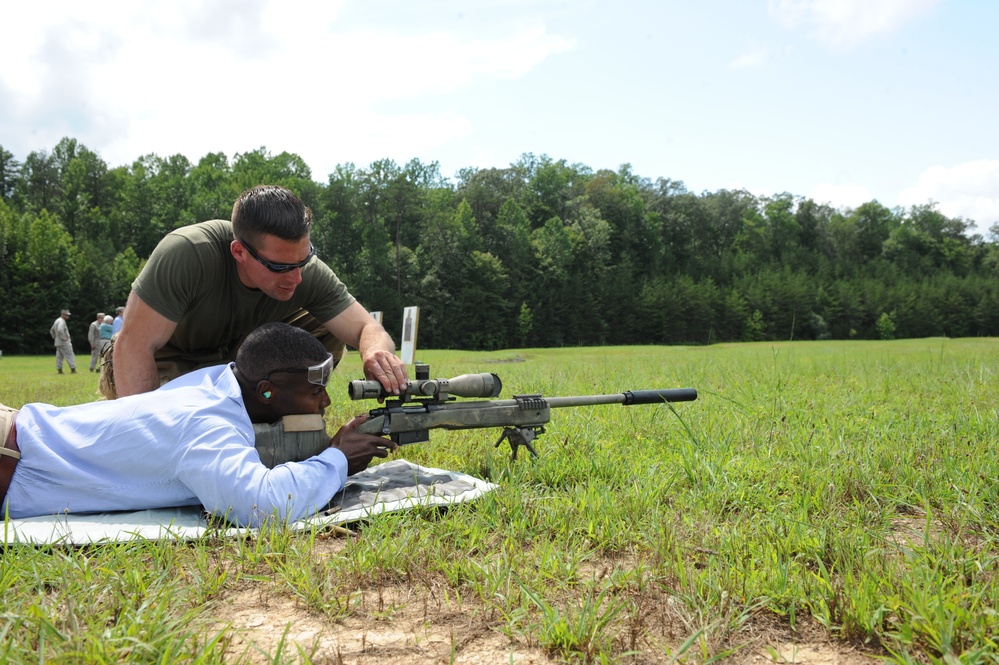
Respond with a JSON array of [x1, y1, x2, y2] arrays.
[[350, 364, 697, 459]]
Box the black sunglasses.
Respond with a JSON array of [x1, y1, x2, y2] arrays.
[[238, 237, 316, 273]]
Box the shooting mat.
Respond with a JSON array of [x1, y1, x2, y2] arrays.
[[2, 459, 497, 546]]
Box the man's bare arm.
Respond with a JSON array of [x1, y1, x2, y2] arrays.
[[112, 291, 178, 397], [325, 301, 408, 394]]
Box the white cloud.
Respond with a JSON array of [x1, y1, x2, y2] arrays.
[[769, 0, 939, 47], [896, 160, 999, 229], [808, 182, 873, 210], [730, 48, 768, 69], [0, 0, 572, 173]]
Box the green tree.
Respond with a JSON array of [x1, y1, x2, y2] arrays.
[[519, 154, 591, 228], [695, 188, 758, 282], [412, 199, 483, 348], [15, 149, 60, 214], [110, 157, 160, 256], [108, 247, 144, 306], [456, 166, 526, 232], [57, 142, 112, 242], [316, 162, 364, 277], [875, 311, 896, 340], [585, 166, 658, 268], [186, 152, 235, 225], [853, 200, 898, 263], [147, 153, 194, 234], [528, 212, 611, 346], [8, 210, 80, 352], [231, 148, 319, 208], [526, 217, 574, 345], [447, 250, 511, 350], [0, 145, 20, 201], [0, 200, 15, 349], [646, 178, 698, 276], [490, 198, 537, 335]]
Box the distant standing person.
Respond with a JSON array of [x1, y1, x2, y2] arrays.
[[50, 310, 76, 374], [112, 307, 124, 336], [99, 315, 114, 354], [87, 312, 106, 372]]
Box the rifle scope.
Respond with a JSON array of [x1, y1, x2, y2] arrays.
[[348, 372, 502, 401]]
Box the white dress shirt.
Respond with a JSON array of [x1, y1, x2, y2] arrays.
[[3, 364, 347, 527]]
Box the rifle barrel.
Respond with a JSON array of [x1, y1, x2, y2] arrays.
[[546, 388, 698, 408]]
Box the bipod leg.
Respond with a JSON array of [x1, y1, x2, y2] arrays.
[[494, 426, 541, 460]]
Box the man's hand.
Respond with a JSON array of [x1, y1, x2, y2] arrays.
[[362, 349, 409, 397], [330, 414, 398, 475], [325, 303, 409, 396]]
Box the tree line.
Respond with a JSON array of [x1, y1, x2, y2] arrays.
[[2, 137, 997, 355]]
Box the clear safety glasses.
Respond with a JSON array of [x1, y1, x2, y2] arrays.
[[261, 353, 335, 387]]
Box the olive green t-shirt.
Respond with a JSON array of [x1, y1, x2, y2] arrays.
[[133, 220, 355, 360]]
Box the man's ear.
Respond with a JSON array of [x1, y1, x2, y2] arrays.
[[231, 239, 248, 263], [256, 381, 274, 403]]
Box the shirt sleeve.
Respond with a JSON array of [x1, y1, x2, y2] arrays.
[[132, 232, 210, 323], [175, 417, 350, 527]]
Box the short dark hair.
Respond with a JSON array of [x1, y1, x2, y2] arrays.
[[235, 323, 328, 383], [231, 185, 312, 247]]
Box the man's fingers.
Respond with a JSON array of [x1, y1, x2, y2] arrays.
[[343, 413, 368, 429], [382, 358, 407, 391], [388, 362, 408, 390], [365, 360, 398, 394], [376, 363, 401, 393], [368, 433, 397, 458], [363, 352, 409, 395]]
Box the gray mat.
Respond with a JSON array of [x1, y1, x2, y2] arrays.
[[2, 459, 497, 545]]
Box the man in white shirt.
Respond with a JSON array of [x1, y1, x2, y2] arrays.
[[1, 322, 396, 527]]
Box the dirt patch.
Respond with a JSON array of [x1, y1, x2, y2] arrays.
[[209, 543, 886, 665], [746, 641, 878, 664], [483, 356, 527, 364], [213, 587, 883, 664], [215, 586, 551, 664], [888, 515, 947, 552]]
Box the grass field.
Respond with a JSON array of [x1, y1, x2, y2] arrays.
[[2, 339, 998, 664]]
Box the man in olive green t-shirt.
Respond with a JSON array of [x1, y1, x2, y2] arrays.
[[104, 185, 408, 399]]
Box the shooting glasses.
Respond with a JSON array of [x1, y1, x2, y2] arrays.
[[259, 352, 335, 387], [238, 236, 316, 273]]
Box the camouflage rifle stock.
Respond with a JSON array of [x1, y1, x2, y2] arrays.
[[350, 364, 697, 459]]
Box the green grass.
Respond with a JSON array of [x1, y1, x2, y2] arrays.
[[2, 339, 999, 663]]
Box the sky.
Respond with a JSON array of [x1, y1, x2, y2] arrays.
[[2, 0, 997, 231]]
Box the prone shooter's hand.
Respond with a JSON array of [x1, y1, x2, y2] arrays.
[[329, 414, 398, 475]]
